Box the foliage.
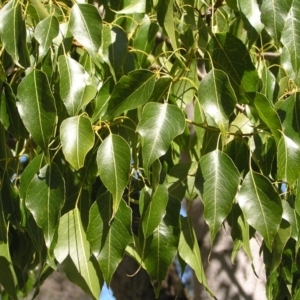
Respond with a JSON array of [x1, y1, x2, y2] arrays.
[[0, 0, 300, 299]]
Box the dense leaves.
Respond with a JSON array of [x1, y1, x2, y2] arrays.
[[1, 0, 300, 299]]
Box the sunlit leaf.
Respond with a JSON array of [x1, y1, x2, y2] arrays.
[[60, 115, 94, 170], [96, 135, 131, 217], [237, 171, 282, 250], [54, 208, 101, 299], [136, 102, 185, 176]]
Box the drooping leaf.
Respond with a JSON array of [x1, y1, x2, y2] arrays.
[[261, 0, 292, 46], [281, 0, 300, 82], [34, 16, 59, 61], [58, 55, 96, 116], [136, 102, 185, 176], [96, 135, 131, 216], [282, 200, 298, 242], [198, 69, 237, 143], [69, 4, 102, 58], [277, 134, 300, 186], [25, 163, 65, 247], [260, 66, 278, 103], [196, 150, 240, 243], [54, 208, 101, 299], [104, 70, 156, 119], [206, 33, 258, 101], [87, 191, 132, 284], [17, 70, 57, 151], [116, 0, 146, 14], [142, 197, 180, 297], [237, 171, 282, 250], [60, 115, 94, 170]]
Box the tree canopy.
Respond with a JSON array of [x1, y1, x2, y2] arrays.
[[0, 0, 300, 299]]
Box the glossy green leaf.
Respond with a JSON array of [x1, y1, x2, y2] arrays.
[[69, 4, 102, 57], [96, 135, 131, 216], [281, 0, 300, 81], [34, 16, 59, 61], [197, 150, 240, 243], [260, 66, 278, 103], [0, 238, 18, 300], [25, 163, 65, 247], [282, 200, 298, 241], [136, 102, 185, 176], [207, 33, 258, 100], [105, 70, 156, 118], [178, 216, 214, 298], [238, 0, 264, 34], [54, 208, 100, 299], [198, 69, 237, 143], [237, 171, 282, 250], [261, 0, 292, 45], [142, 197, 180, 297], [116, 0, 146, 14], [17, 70, 57, 150], [87, 192, 132, 284], [58, 55, 96, 116], [60, 115, 94, 170], [251, 93, 282, 144], [277, 134, 300, 186]]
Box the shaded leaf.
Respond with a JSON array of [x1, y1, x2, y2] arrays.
[[34, 16, 59, 61], [54, 208, 101, 299], [96, 135, 131, 216], [116, 0, 146, 14], [25, 163, 65, 247], [17, 70, 57, 150], [136, 102, 185, 176], [277, 134, 300, 186], [197, 150, 240, 243], [237, 171, 282, 250], [87, 192, 132, 284], [60, 115, 94, 170], [69, 4, 102, 57]]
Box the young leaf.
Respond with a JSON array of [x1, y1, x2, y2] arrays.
[[69, 4, 102, 58], [34, 16, 59, 61], [197, 150, 240, 243], [54, 208, 101, 300], [136, 102, 185, 176], [87, 192, 132, 284], [17, 70, 57, 151], [237, 171, 282, 250], [58, 55, 96, 116], [96, 135, 131, 217], [60, 115, 94, 170], [25, 163, 65, 247], [198, 69, 237, 143], [277, 134, 300, 186]]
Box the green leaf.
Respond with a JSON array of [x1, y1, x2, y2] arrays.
[[17, 70, 57, 151], [251, 93, 282, 145], [34, 16, 59, 61], [142, 197, 180, 297], [96, 134, 131, 216], [0, 238, 18, 300], [105, 70, 156, 119], [281, 0, 300, 81], [198, 69, 237, 143], [178, 216, 215, 298], [282, 200, 298, 241], [207, 33, 258, 101], [238, 0, 264, 35], [136, 102, 185, 176], [237, 171, 282, 250], [60, 115, 94, 170], [261, 0, 292, 45], [58, 55, 96, 116], [116, 0, 145, 14], [25, 163, 65, 247], [54, 208, 101, 300], [87, 192, 132, 284], [69, 4, 102, 58], [277, 134, 300, 186], [197, 150, 240, 243]]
